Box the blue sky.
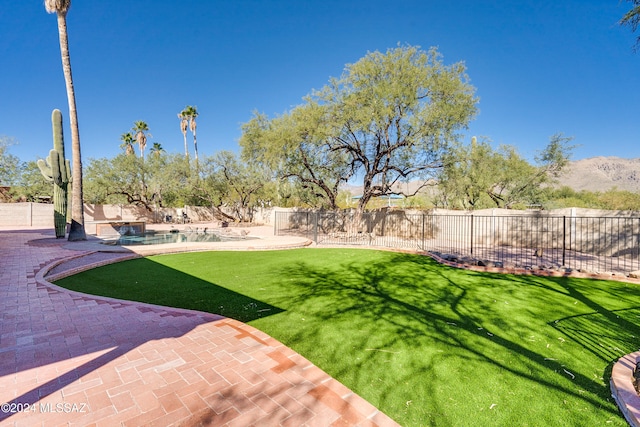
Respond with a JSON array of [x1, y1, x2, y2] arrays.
[[1, 0, 639, 165]]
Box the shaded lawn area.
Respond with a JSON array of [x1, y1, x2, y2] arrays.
[[54, 248, 640, 426]]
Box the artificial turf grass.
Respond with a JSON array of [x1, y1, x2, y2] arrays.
[[54, 248, 640, 427]]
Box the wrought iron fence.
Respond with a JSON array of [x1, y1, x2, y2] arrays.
[[274, 210, 640, 275]]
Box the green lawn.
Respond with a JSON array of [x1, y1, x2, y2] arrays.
[[55, 248, 639, 426]]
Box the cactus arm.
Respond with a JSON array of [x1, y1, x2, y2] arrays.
[[37, 156, 54, 182], [37, 148, 67, 185], [65, 159, 72, 183]]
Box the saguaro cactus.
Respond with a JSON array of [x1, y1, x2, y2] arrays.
[[37, 109, 71, 238]]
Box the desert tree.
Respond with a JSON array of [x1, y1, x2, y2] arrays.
[[240, 104, 353, 210], [0, 136, 21, 187], [84, 153, 186, 211], [12, 160, 51, 202], [241, 45, 478, 216], [438, 134, 575, 209]]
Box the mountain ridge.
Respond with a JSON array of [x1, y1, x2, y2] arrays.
[[557, 156, 640, 193], [341, 156, 640, 196]]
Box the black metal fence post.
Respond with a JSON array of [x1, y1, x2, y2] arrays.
[[562, 216, 566, 267], [470, 214, 474, 256]]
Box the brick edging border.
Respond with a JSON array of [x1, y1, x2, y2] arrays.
[[610, 352, 640, 427], [35, 251, 222, 321], [423, 250, 640, 285]]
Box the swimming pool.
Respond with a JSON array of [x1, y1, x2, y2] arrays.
[[101, 230, 256, 246]]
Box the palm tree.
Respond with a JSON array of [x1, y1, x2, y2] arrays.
[[119, 132, 135, 156], [181, 105, 199, 162], [149, 142, 164, 158], [187, 106, 199, 162], [177, 111, 189, 158], [45, 0, 86, 241], [132, 121, 150, 159]]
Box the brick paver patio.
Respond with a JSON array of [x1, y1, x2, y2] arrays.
[[0, 227, 400, 426]]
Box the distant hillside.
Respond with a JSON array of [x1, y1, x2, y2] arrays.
[[341, 157, 640, 197], [556, 157, 640, 193], [341, 180, 437, 197]]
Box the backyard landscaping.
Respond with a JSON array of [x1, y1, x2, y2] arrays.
[[54, 248, 640, 426]]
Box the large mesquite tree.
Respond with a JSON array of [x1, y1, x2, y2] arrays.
[[240, 104, 353, 210], [241, 45, 478, 215]]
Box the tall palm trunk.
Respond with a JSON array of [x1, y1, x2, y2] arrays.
[[54, 10, 86, 241], [180, 106, 198, 167], [190, 118, 198, 162], [179, 116, 189, 158], [132, 121, 150, 160], [136, 132, 147, 159], [183, 130, 189, 158]]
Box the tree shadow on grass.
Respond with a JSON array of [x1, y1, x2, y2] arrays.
[[277, 252, 639, 425], [498, 272, 640, 362], [56, 257, 285, 323], [551, 307, 640, 362]]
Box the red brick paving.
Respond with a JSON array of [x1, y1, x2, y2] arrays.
[[0, 228, 400, 426], [610, 351, 640, 427]]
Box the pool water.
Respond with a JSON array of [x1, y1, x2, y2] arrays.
[[101, 230, 255, 246]]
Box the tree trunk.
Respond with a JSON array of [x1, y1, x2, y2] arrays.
[[57, 13, 86, 241], [193, 130, 198, 162], [212, 205, 235, 221], [183, 131, 189, 158]]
